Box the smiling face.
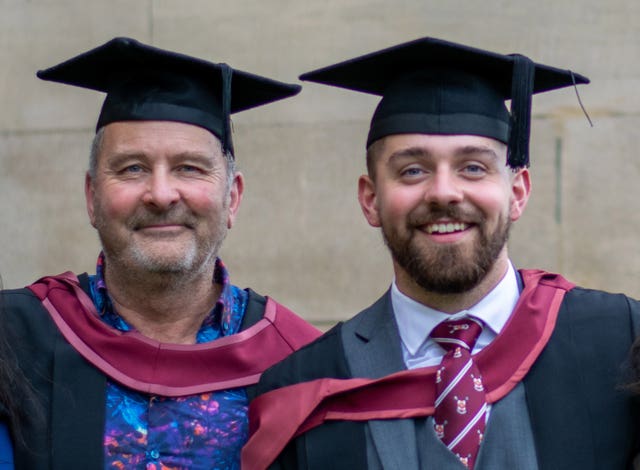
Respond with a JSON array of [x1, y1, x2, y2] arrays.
[[85, 121, 243, 278], [358, 134, 530, 302]]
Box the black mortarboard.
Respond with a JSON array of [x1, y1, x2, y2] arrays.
[[37, 37, 301, 156], [300, 37, 589, 168]]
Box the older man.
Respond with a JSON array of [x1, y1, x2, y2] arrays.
[[1, 37, 319, 469], [244, 37, 640, 470]]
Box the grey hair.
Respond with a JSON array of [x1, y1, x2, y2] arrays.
[[88, 126, 105, 179], [88, 126, 237, 189], [222, 148, 237, 193]]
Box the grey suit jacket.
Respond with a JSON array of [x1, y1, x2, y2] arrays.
[[259, 285, 640, 469]]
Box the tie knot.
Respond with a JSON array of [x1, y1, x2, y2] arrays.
[[430, 317, 483, 352]]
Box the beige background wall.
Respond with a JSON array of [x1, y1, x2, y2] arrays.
[[1, 1, 638, 327]]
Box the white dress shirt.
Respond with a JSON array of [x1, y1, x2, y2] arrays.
[[392, 263, 520, 370]]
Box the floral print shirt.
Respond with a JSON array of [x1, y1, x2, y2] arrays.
[[88, 254, 249, 470]]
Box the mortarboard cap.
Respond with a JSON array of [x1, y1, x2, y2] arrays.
[[37, 37, 302, 156], [300, 37, 589, 168]]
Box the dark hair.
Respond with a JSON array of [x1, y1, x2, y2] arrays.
[[365, 139, 383, 180], [0, 278, 38, 446], [627, 337, 640, 394]]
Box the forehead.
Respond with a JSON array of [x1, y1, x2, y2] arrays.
[[100, 120, 222, 156]]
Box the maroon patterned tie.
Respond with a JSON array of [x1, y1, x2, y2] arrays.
[[430, 317, 486, 469]]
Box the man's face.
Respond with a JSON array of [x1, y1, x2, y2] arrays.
[[85, 121, 243, 277], [358, 134, 530, 299]]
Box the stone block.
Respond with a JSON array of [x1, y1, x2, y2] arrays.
[[509, 119, 564, 274], [0, 0, 150, 131], [221, 118, 392, 324], [561, 115, 640, 298], [0, 131, 99, 288]]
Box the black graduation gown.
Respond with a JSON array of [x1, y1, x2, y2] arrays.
[[2, 274, 274, 469]]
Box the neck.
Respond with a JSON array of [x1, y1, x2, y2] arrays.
[[103, 262, 221, 344], [394, 256, 510, 314]]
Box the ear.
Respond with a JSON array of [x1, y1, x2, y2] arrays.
[[85, 172, 97, 228], [509, 168, 531, 222], [226, 171, 245, 229], [358, 174, 381, 227]]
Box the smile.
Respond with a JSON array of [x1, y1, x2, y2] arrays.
[[134, 221, 193, 230], [425, 222, 469, 234], [134, 224, 192, 235], [140, 224, 184, 229]]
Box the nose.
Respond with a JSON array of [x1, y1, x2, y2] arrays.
[[142, 170, 180, 209], [424, 167, 463, 206]]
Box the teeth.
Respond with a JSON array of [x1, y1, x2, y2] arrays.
[[426, 222, 468, 234]]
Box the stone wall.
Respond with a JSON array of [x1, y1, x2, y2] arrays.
[[1, 0, 638, 326]]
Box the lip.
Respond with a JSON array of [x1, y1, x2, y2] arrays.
[[416, 220, 474, 243], [424, 221, 470, 234], [135, 224, 189, 233]]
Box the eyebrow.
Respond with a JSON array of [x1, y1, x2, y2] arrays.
[[388, 144, 501, 162], [105, 151, 147, 168], [105, 151, 217, 168], [454, 145, 501, 161], [388, 146, 431, 161], [170, 152, 217, 167]]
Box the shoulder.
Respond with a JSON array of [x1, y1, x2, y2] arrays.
[[553, 285, 640, 349], [564, 284, 638, 302], [3, 272, 90, 316], [2, 286, 48, 321], [257, 294, 390, 395], [1, 273, 91, 349], [560, 286, 640, 321], [257, 323, 350, 394], [2, 286, 40, 302], [2, 287, 57, 350]]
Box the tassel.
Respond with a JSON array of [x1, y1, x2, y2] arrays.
[[220, 63, 234, 156], [507, 54, 535, 169]]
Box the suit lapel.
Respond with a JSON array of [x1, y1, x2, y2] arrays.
[[341, 292, 420, 470]]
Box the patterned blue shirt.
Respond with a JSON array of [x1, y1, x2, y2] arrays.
[[88, 254, 249, 470]]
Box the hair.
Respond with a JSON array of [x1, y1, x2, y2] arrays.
[[222, 148, 237, 193], [0, 278, 39, 446], [365, 139, 386, 180], [89, 125, 237, 191], [88, 126, 105, 180]]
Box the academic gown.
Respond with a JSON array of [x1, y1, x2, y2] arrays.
[[255, 277, 640, 470], [2, 273, 320, 469]]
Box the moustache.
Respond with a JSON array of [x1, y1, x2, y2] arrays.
[[128, 208, 197, 230]]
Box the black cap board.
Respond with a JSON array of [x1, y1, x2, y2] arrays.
[[37, 37, 302, 156], [300, 37, 589, 168]]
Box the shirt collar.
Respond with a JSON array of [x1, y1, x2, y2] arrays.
[[392, 263, 520, 356], [92, 252, 234, 335]]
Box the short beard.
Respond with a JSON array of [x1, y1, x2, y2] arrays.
[[382, 206, 511, 295], [95, 205, 226, 279], [124, 233, 217, 276]]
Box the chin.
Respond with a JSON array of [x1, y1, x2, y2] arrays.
[[127, 243, 200, 272]]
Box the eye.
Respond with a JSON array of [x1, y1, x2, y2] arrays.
[[178, 164, 204, 174], [122, 164, 144, 174], [400, 166, 426, 178], [461, 163, 487, 177]]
